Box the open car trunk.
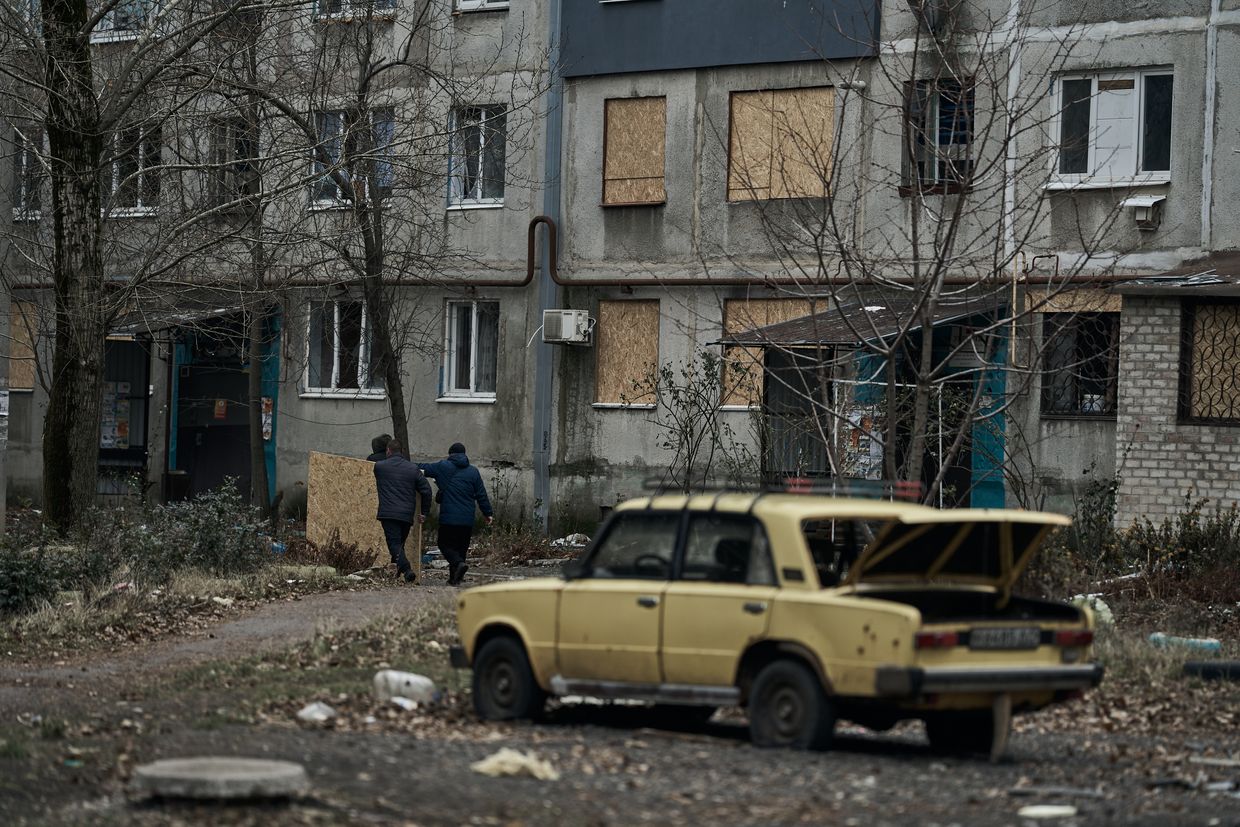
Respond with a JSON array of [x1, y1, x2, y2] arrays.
[[854, 588, 1084, 623]]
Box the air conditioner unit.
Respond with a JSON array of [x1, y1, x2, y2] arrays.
[[542, 308, 593, 345]]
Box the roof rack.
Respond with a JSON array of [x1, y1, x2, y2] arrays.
[[639, 477, 924, 503]]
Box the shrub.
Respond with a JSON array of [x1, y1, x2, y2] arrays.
[[283, 531, 375, 574]]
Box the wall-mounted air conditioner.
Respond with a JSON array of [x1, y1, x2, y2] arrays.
[[542, 309, 593, 345]]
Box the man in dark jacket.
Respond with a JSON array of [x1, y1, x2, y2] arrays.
[[374, 439, 433, 583], [367, 433, 393, 462], [420, 442, 493, 586]]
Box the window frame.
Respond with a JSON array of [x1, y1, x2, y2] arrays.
[[678, 513, 776, 586], [310, 107, 395, 208], [1048, 67, 1174, 190], [12, 125, 44, 221], [899, 77, 975, 196], [209, 116, 259, 210], [313, 0, 396, 21], [455, 0, 508, 12], [441, 299, 499, 402], [447, 104, 506, 208], [726, 85, 835, 203], [90, 0, 154, 43], [577, 510, 687, 581], [302, 298, 385, 398], [1039, 312, 1120, 420], [601, 96, 667, 207], [106, 125, 161, 217], [1178, 299, 1240, 425]]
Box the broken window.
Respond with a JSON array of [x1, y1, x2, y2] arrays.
[[681, 514, 775, 586], [7, 299, 38, 391], [444, 300, 499, 398], [595, 300, 659, 404], [721, 299, 812, 407], [727, 86, 834, 202], [449, 105, 506, 206], [602, 97, 667, 205], [1040, 313, 1119, 417], [312, 108, 395, 204], [210, 116, 258, 208], [307, 299, 381, 392], [903, 78, 974, 193]]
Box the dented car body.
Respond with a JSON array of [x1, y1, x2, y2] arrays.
[[451, 494, 1101, 753]]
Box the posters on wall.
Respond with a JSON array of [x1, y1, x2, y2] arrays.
[[100, 381, 131, 449]]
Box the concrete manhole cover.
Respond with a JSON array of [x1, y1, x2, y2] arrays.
[[132, 757, 309, 800]]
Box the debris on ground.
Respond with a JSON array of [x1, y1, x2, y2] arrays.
[[296, 701, 336, 723], [1016, 804, 1079, 819], [1071, 594, 1114, 627], [373, 670, 438, 704], [551, 533, 590, 548], [470, 748, 560, 781], [210, 596, 235, 608], [389, 696, 418, 711], [1149, 632, 1222, 652]]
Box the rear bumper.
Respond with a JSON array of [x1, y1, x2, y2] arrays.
[[875, 663, 1104, 697], [448, 645, 470, 669]]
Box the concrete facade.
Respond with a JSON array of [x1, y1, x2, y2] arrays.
[[5, 0, 1240, 531]]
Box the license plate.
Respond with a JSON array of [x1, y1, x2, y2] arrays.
[[969, 627, 1041, 650]]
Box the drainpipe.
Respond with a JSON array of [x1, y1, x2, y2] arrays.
[[1201, 0, 1220, 250], [532, 0, 564, 534]]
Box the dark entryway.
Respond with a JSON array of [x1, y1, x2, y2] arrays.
[[98, 337, 152, 496]]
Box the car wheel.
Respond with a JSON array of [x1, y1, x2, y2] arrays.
[[924, 710, 1001, 755], [472, 636, 546, 721], [748, 660, 835, 749]]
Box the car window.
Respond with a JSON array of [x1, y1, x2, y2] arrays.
[[585, 512, 680, 579], [681, 514, 776, 586], [803, 518, 889, 587]]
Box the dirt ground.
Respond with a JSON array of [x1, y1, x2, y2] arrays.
[[2, 569, 1239, 826]]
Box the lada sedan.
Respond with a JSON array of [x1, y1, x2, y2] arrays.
[[449, 494, 1101, 755]]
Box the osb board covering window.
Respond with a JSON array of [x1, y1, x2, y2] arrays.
[[8, 300, 37, 391], [728, 87, 834, 202], [1026, 288, 1121, 314], [603, 97, 667, 205], [1185, 303, 1240, 421], [722, 298, 813, 406], [595, 300, 659, 404], [307, 451, 422, 575]]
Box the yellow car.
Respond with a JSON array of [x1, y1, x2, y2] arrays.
[[449, 494, 1101, 754]]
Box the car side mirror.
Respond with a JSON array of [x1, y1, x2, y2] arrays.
[[562, 559, 589, 580]]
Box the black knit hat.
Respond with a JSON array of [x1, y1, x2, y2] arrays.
[[449, 442, 466, 455]]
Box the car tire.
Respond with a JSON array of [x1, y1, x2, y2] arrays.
[[748, 660, 835, 750], [924, 710, 1001, 755], [472, 636, 546, 721]]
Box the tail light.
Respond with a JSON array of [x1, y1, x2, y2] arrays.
[[1055, 629, 1094, 647], [914, 631, 960, 649]]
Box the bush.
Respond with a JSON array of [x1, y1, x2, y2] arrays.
[[283, 531, 375, 574]]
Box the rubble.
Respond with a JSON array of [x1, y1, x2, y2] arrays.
[[295, 701, 336, 723], [470, 748, 560, 781]]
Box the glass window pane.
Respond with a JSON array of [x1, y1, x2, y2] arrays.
[[1059, 79, 1092, 175], [682, 515, 772, 584], [588, 513, 680, 579], [114, 129, 140, 207], [482, 109, 505, 199], [453, 303, 473, 391], [461, 116, 481, 200], [1141, 74, 1173, 173], [338, 301, 363, 389], [141, 129, 160, 206], [314, 112, 341, 200], [475, 302, 498, 394], [308, 302, 333, 388]]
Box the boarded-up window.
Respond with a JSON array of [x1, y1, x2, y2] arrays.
[[8, 300, 37, 391], [722, 299, 813, 407], [603, 97, 667, 206], [596, 300, 659, 404], [728, 87, 834, 202], [1181, 302, 1240, 422]]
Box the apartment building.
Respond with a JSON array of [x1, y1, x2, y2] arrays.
[[3, 0, 1239, 528]]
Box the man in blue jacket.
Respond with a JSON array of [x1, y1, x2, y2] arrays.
[[420, 442, 493, 586], [374, 439, 433, 583]]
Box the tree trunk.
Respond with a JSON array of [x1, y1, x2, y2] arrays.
[[41, 0, 107, 531], [246, 295, 269, 513]]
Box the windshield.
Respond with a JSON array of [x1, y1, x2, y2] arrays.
[[802, 518, 892, 587]]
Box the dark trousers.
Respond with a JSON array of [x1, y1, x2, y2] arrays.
[[438, 523, 474, 568], [380, 519, 413, 575]]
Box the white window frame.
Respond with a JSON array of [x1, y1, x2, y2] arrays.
[[90, 0, 154, 43], [455, 0, 508, 12], [447, 105, 506, 208], [310, 108, 395, 209], [313, 0, 396, 21], [302, 299, 385, 398], [440, 300, 498, 402], [1047, 68, 1173, 191], [106, 125, 160, 217], [12, 126, 44, 221]]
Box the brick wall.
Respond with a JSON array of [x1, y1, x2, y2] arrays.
[[1116, 295, 1240, 525]]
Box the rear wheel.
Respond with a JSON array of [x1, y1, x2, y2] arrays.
[[472, 636, 546, 721], [748, 660, 835, 749], [924, 709, 1003, 755]]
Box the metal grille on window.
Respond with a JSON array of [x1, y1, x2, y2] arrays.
[[1183, 304, 1240, 421], [1041, 313, 1119, 416]]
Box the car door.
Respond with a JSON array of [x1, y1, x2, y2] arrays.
[[660, 513, 778, 686], [556, 511, 682, 684]]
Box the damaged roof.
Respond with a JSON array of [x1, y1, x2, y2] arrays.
[[1113, 252, 1240, 296]]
